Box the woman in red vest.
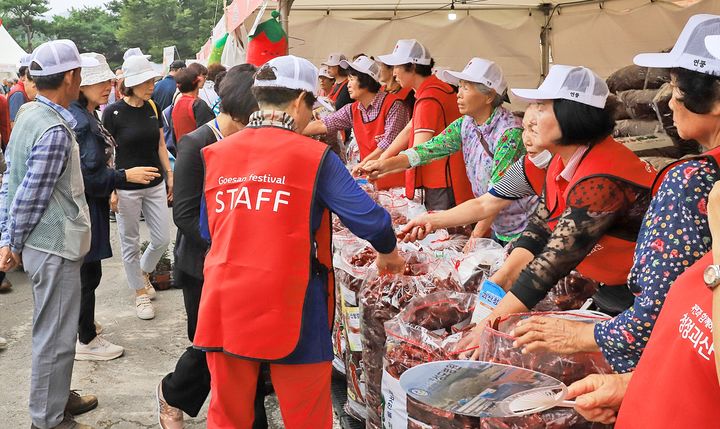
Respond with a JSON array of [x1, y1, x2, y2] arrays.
[[456, 65, 658, 358], [194, 55, 405, 429], [303, 55, 410, 189], [323, 52, 352, 110], [508, 14, 720, 376], [171, 62, 215, 144], [373, 39, 474, 210], [378, 60, 415, 115]]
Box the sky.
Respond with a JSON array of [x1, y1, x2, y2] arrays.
[[47, 0, 109, 17]]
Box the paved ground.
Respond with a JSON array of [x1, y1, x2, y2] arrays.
[[0, 219, 342, 428]]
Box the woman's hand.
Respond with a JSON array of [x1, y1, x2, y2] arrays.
[[166, 172, 174, 203], [455, 323, 487, 360], [397, 214, 439, 242], [360, 159, 386, 180], [511, 316, 599, 354], [566, 373, 632, 425], [110, 191, 119, 213], [125, 166, 161, 185], [375, 248, 405, 274]]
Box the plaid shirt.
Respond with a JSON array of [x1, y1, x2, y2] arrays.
[[0, 95, 75, 253], [322, 91, 409, 150]]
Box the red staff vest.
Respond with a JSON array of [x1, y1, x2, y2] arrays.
[[615, 252, 720, 428], [544, 137, 656, 286], [351, 93, 405, 190], [195, 126, 335, 361], [171, 94, 197, 143], [7, 81, 28, 105], [328, 79, 348, 104], [406, 75, 474, 205], [523, 155, 547, 196]]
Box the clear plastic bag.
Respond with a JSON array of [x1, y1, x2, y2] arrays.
[[382, 291, 476, 429], [360, 253, 463, 429], [533, 272, 601, 312]]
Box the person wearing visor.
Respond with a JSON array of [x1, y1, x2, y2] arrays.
[[303, 55, 410, 189], [323, 52, 352, 110], [194, 55, 404, 428], [103, 54, 173, 320], [0, 39, 99, 429], [399, 103, 550, 245], [370, 39, 473, 210], [512, 14, 720, 376], [364, 58, 534, 244], [457, 64, 658, 358]]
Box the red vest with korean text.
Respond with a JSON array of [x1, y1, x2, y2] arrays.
[[351, 93, 405, 190], [544, 137, 656, 285], [523, 154, 547, 196], [406, 75, 473, 205], [616, 252, 720, 428], [328, 79, 348, 103], [195, 126, 335, 361]]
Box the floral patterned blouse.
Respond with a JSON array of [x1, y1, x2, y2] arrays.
[[594, 158, 716, 373], [402, 106, 535, 241]]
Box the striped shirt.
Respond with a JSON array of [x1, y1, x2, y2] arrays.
[[0, 95, 75, 253], [488, 157, 537, 200]]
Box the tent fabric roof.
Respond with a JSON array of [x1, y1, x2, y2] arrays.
[[289, 0, 591, 10], [0, 24, 26, 75]]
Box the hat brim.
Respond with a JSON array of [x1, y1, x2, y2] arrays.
[[124, 70, 162, 87], [632, 52, 678, 69], [706, 35, 720, 60], [323, 60, 342, 67], [377, 53, 408, 66], [510, 88, 555, 103], [340, 60, 379, 82]]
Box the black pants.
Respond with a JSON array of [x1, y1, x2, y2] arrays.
[[79, 261, 102, 344], [161, 269, 269, 426]]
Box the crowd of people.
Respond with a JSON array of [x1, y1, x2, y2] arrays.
[[0, 11, 719, 429]]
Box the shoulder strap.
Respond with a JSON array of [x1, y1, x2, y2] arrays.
[[147, 99, 159, 117], [204, 121, 223, 141]]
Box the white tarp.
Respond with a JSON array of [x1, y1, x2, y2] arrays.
[[0, 23, 27, 77]]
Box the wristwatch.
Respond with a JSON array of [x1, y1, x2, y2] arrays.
[[703, 264, 720, 289]]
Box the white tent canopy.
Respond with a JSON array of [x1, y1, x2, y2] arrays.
[[276, 0, 717, 103], [0, 22, 26, 78]]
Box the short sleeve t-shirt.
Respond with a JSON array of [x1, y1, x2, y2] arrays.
[[103, 99, 164, 190], [411, 76, 452, 144]]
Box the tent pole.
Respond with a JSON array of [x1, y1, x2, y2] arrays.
[[539, 3, 553, 80], [279, 0, 293, 38]]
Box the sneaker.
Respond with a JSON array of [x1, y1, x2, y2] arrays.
[[75, 336, 124, 361], [94, 321, 103, 335], [135, 294, 155, 320], [65, 391, 98, 415], [156, 382, 184, 429], [0, 336, 6, 349], [0, 278, 12, 293], [31, 412, 94, 428], [142, 272, 157, 300]]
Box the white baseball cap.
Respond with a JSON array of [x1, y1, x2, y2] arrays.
[[511, 65, 609, 109], [29, 40, 99, 77], [378, 39, 432, 66], [439, 58, 508, 94], [318, 65, 332, 79], [123, 47, 151, 61], [18, 53, 32, 68], [634, 14, 720, 74], [322, 53, 347, 67], [705, 34, 720, 60], [339, 55, 381, 82], [254, 55, 319, 96], [80, 53, 116, 87], [122, 55, 161, 87]]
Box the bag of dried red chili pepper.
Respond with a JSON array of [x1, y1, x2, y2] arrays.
[[334, 240, 377, 420], [382, 291, 477, 429], [360, 253, 463, 429]]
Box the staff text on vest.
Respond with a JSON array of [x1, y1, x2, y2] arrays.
[[214, 187, 291, 213]]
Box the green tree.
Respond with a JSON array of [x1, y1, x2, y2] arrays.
[[0, 0, 50, 50], [52, 7, 124, 68]]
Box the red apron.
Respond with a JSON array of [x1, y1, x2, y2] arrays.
[[351, 93, 405, 190], [405, 75, 473, 205], [544, 137, 656, 285], [616, 252, 720, 428], [196, 126, 335, 361], [328, 80, 348, 104]]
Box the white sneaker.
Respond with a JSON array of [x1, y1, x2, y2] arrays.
[[143, 272, 157, 300], [0, 336, 6, 349], [75, 335, 124, 361], [136, 294, 155, 320], [94, 321, 103, 335]]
